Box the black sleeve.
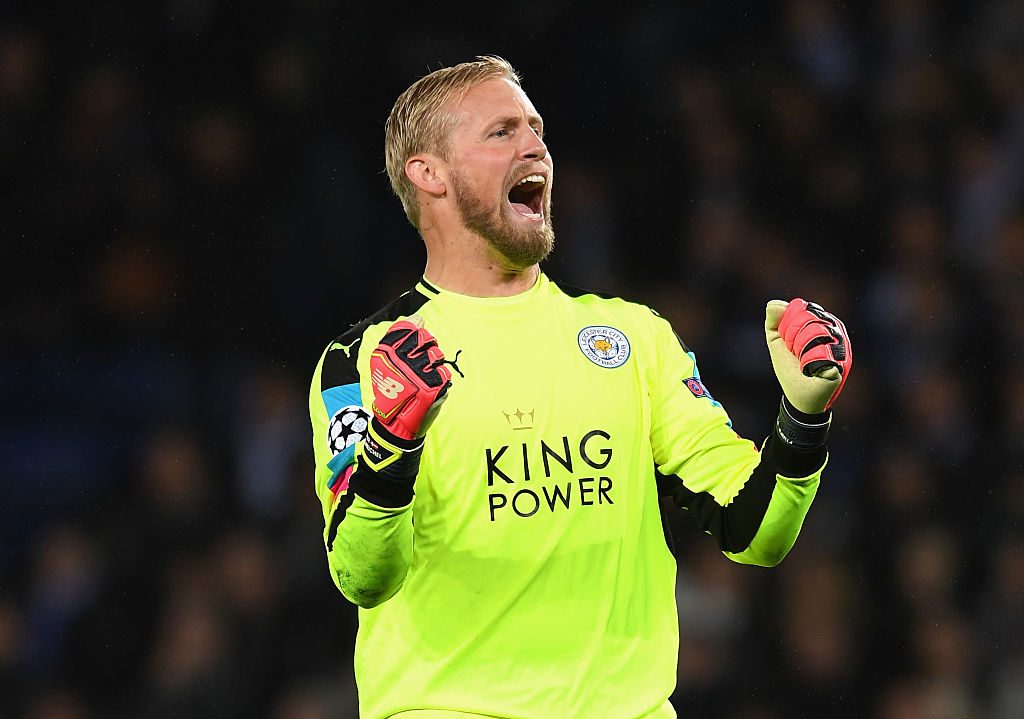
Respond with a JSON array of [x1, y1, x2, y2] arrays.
[[658, 398, 829, 554]]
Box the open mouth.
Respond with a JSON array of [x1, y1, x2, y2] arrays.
[[507, 174, 546, 220]]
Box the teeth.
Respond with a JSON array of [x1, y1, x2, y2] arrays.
[[516, 174, 546, 186]]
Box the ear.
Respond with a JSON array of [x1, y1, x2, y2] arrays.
[[405, 154, 447, 198]]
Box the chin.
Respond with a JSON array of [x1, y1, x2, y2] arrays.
[[452, 171, 554, 266], [490, 214, 555, 267]]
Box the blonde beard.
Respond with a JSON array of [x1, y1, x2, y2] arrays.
[[450, 169, 554, 268]]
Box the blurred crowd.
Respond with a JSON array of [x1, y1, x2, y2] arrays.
[[2, 1, 1023, 717]]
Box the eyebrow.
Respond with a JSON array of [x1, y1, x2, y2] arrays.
[[489, 113, 544, 130]]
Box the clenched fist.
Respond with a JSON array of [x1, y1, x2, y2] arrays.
[[765, 299, 852, 414]]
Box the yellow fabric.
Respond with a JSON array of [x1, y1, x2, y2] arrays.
[[308, 274, 820, 719]]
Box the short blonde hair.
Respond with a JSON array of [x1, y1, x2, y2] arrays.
[[385, 55, 521, 228]]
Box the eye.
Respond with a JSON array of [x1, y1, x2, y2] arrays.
[[493, 128, 509, 138], [532, 126, 544, 139]]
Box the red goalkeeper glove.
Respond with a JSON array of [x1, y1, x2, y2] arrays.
[[369, 316, 452, 439], [765, 298, 852, 413], [357, 316, 452, 479]]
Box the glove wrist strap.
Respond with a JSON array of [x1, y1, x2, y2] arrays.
[[775, 396, 830, 450], [761, 397, 831, 477], [348, 418, 424, 508]]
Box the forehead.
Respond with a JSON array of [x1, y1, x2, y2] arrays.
[[450, 77, 541, 129]]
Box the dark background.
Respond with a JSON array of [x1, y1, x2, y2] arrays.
[[2, 1, 1023, 717]]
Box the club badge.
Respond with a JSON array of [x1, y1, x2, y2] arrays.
[[578, 326, 631, 368]]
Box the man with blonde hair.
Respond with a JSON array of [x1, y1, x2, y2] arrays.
[[309, 55, 852, 718]]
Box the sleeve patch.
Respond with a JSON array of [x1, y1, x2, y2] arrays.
[[326, 404, 370, 457], [685, 377, 713, 400], [323, 382, 370, 461], [685, 351, 726, 414], [324, 394, 369, 498]]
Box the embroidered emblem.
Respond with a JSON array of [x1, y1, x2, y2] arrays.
[[578, 326, 631, 368]]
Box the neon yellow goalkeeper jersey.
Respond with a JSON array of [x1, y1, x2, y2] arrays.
[[309, 273, 823, 719]]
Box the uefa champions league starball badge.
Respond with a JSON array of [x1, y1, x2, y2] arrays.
[[328, 405, 371, 455], [578, 326, 631, 368]]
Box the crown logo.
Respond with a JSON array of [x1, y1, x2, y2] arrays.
[[502, 408, 535, 430]]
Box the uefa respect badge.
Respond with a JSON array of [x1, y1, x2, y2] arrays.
[[578, 325, 631, 368]]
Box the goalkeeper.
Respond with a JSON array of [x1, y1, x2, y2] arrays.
[[309, 56, 852, 719]]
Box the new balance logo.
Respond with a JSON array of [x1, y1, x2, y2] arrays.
[[372, 368, 405, 399]]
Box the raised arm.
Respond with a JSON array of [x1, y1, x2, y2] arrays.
[[650, 299, 851, 566], [309, 317, 452, 607]]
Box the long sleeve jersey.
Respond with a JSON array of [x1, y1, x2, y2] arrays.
[[308, 273, 825, 719]]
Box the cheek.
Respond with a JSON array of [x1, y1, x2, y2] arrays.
[[452, 149, 511, 197], [471, 167, 509, 200]]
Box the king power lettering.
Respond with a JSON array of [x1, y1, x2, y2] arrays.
[[486, 429, 615, 521]]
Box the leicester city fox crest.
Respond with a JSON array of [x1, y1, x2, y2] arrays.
[[578, 326, 631, 368]]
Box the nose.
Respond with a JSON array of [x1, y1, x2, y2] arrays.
[[520, 130, 548, 162]]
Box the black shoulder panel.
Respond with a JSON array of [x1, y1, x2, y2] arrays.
[[320, 288, 431, 393], [336, 288, 431, 347], [548, 278, 619, 301], [320, 348, 360, 389]]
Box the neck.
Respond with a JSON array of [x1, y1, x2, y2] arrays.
[[420, 219, 540, 297], [423, 253, 539, 297]]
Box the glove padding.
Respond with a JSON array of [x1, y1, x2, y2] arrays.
[[369, 315, 452, 441], [765, 298, 852, 414]]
